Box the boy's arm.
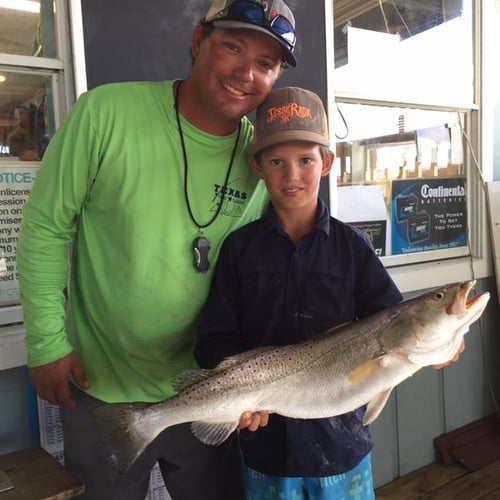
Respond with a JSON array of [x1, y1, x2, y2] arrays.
[[352, 234, 403, 316]]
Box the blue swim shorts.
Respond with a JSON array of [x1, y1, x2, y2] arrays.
[[243, 452, 375, 500]]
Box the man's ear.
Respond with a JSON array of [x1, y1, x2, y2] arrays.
[[191, 24, 204, 60], [321, 151, 335, 177], [249, 155, 264, 178]]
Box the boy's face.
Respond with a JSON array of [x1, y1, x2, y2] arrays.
[[250, 141, 333, 213]]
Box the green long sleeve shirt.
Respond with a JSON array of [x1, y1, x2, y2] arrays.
[[17, 80, 268, 402]]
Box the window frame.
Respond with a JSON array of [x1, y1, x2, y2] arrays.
[[0, 0, 79, 326]]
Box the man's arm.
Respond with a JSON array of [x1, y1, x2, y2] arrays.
[[17, 92, 99, 405], [29, 352, 89, 408]]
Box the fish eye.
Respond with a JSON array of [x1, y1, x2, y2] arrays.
[[434, 291, 446, 300]]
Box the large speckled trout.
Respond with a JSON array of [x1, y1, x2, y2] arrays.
[[93, 280, 489, 472]]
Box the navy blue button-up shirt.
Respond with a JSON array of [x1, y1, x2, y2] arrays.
[[195, 199, 402, 477]]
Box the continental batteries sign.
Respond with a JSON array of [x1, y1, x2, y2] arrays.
[[391, 178, 466, 255], [0, 165, 37, 304]]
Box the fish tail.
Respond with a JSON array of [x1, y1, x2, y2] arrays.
[[92, 402, 155, 473]]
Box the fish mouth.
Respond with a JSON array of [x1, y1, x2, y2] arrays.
[[461, 280, 477, 307], [447, 280, 475, 317], [447, 280, 490, 320]]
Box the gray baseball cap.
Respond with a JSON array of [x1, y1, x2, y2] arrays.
[[203, 0, 297, 67]]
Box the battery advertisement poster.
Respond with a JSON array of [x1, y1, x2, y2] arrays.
[[348, 220, 387, 257], [391, 178, 467, 255]]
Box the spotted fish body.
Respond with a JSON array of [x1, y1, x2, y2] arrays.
[[93, 281, 490, 472]]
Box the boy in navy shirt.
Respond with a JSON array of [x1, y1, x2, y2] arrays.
[[195, 87, 402, 499]]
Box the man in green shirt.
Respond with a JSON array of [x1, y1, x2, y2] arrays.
[[16, 1, 297, 498]]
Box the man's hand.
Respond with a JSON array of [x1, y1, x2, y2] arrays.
[[29, 351, 90, 408], [238, 411, 270, 431], [433, 338, 465, 369]]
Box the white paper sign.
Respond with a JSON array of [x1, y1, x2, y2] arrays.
[[0, 162, 39, 305]]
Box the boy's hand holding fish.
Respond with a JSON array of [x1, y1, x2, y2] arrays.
[[238, 411, 271, 431], [432, 337, 465, 369]]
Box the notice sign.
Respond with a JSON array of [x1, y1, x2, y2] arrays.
[[0, 165, 38, 304], [391, 178, 467, 255]]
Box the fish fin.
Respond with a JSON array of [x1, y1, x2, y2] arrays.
[[92, 402, 155, 473], [314, 322, 351, 339], [217, 346, 278, 369], [216, 359, 238, 370], [171, 368, 215, 392], [191, 421, 239, 445], [348, 357, 385, 385], [173, 347, 280, 391], [363, 388, 393, 425]]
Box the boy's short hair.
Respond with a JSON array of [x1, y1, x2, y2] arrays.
[[251, 86, 329, 155]]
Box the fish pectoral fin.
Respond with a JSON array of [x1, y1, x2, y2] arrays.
[[363, 388, 393, 425], [191, 421, 239, 446], [348, 356, 386, 385]]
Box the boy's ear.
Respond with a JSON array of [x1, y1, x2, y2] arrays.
[[321, 151, 335, 177], [249, 155, 264, 178]]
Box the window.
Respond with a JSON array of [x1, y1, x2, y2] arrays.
[[335, 104, 467, 261], [330, 0, 479, 274], [333, 0, 473, 105], [0, 0, 76, 315]]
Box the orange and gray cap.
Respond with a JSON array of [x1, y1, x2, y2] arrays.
[[251, 86, 330, 154], [203, 0, 297, 67]]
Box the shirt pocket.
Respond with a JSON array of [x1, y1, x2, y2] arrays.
[[298, 269, 358, 335]]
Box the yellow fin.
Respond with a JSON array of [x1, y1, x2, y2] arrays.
[[348, 357, 385, 385]]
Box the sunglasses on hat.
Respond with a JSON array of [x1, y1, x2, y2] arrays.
[[208, 0, 296, 50]]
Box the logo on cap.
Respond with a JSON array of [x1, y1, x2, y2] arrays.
[[251, 86, 330, 154], [267, 103, 313, 124]]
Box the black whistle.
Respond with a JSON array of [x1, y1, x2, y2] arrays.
[[193, 236, 211, 273]]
